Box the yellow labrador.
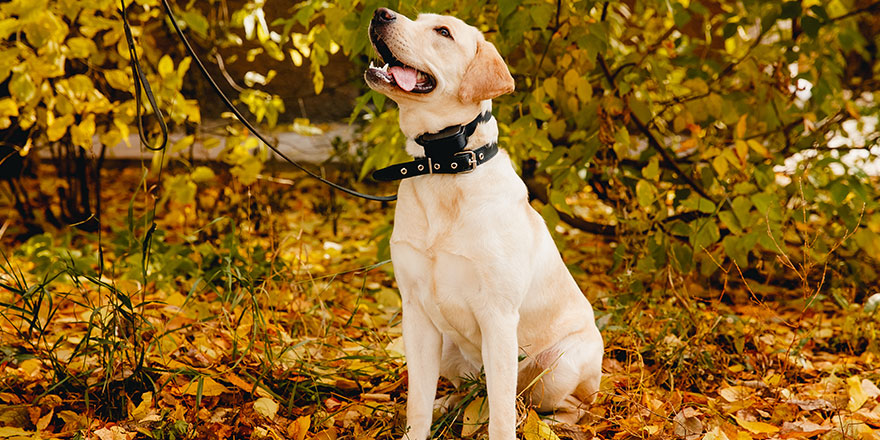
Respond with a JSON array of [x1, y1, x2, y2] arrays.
[[364, 8, 603, 440]]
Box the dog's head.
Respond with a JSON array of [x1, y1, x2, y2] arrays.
[[365, 8, 515, 106]]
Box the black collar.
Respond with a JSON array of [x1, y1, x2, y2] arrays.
[[372, 111, 497, 182]]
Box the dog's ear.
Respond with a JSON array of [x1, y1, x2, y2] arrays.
[[458, 40, 515, 103]]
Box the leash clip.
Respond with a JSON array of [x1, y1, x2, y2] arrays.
[[454, 150, 478, 173]]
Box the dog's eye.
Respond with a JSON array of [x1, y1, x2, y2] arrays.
[[434, 26, 453, 39]]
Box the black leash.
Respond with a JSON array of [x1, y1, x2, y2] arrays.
[[120, 0, 397, 202], [121, 0, 168, 151]]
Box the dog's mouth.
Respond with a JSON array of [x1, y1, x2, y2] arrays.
[[366, 38, 436, 94]]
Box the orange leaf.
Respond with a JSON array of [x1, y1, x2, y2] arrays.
[[735, 416, 779, 435]]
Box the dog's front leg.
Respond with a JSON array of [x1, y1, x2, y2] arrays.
[[401, 298, 442, 440], [481, 312, 520, 440]]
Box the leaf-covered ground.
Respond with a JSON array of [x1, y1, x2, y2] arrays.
[[1, 165, 879, 440]]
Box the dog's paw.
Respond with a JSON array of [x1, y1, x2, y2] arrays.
[[433, 393, 462, 414]]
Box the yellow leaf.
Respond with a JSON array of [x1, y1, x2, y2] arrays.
[[735, 416, 779, 434], [845, 101, 859, 119], [157, 54, 174, 79], [523, 409, 561, 440], [183, 376, 229, 397], [713, 155, 728, 178], [736, 114, 747, 138], [70, 114, 95, 149], [65, 37, 97, 59], [461, 397, 489, 436], [576, 76, 592, 102], [289, 49, 303, 67], [313, 69, 324, 95], [703, 426, 731, 440], [719, 385, 753, 402], [746, 139, 769, 158], [848, 375, 868, 412], [544, 77, 558, 99], [0, 427, 35, 437], [644, 425, 661, 435], [735, 140, 748, 162], [19, 359, 41, 376], [287, 415, 310, 440], [104, 70, 130, 91], [0, 98, 18, 118], [254, 396, 279, 420], [130, 392, 153, 423], [563, 69, 579, 94], [35, 409, 53, 432]]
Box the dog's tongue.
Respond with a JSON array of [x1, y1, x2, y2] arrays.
[[389, 65, 418, 91]]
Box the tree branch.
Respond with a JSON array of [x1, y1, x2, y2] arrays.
[[523, 176, 618, 236], [597, 55, 717, 203]]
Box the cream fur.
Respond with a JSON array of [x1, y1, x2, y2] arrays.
[[365, 10, 604, 440]]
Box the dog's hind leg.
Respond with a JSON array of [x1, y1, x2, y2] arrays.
[[521, 329, 603, 425]]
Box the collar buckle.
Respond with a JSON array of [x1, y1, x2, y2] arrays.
[[454, 150, 478, 173]]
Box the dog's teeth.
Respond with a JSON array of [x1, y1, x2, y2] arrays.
[[382, 63, 389, 71], [369, 60, 375, 69], [417, 72, 425, 81]]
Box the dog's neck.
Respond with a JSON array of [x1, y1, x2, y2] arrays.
[[399, 100, 497, 158]]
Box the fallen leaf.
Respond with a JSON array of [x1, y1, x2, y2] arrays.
[[461, 397, 489, 437], [182, 376, 229, 397], [674, 408, 703, 440], [863, 379, 880, 399], [785, 399, 835, 411], [0, 427, 34, 438], [314, 427, 337, 440], [720, 386, 754, 402], [735, 416, 779, 435], [779, 420, 831, 437], [523, 409, 561, 440], [849, 375, 869, 412], [254, 397, 279, 420], [36, 409, 53, 432], [93, 426, 134, 440], [225, 373, 274, 398], [703, 426, 731, 440], [287, 415, 310, 440], [129, 392, 153, 423]]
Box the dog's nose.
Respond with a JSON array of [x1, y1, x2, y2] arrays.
[[373, 8, 396, 24]]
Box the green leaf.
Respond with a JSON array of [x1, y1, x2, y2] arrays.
[[780, 1, 802, 19], [682, 196, 716, 214], [9, 71, 36, 103], [690, 219, 720, 250], [722, 235, 748, 267], [191, 166, 216, 183], [801, 16, 821, 38], [181, 9, 210, 39], [731, 196, 752, 227], [829, 181, 849, 204], [718, 211, 742, 235], [642, 157, 660, 180], [751, 193, 776, 216], [636, 180, 655, 208], [670, 242, 694, 273], [627, 95, 651, 122]]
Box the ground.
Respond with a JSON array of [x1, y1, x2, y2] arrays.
[[0, 164, 878, 440]]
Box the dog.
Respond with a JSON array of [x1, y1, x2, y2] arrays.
[[364, 8, 604, 440]]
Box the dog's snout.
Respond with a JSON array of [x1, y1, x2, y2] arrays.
[[373, 8, 396, 25]]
